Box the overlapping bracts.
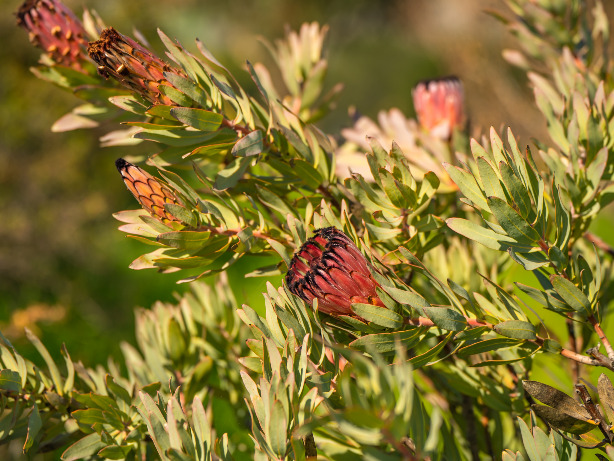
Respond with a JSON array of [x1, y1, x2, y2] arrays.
[[286, 227, 384, 317], [17, 0, 89, 70], [88, 28, 185, 105], [115, 158, 180, 223]]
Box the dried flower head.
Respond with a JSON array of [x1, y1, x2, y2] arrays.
[[115, 158, 181, 223], [286, 227, 384, 317], [412, 76, 464, 140], [88, 28, 185, 105], [16, 0, 89, 70]]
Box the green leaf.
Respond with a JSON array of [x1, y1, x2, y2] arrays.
[[23, 403, 42, 452], [232, 130, 264, 157], [349, 328, 426, 353], [422, 307, 467, 331], [134, 128, 222, 147], [191, 396, 211, 460], [213, 156, 251, 191], [157, 231, 212, 250], [442, 163, 488, 210], [25, 328, 64, 396], [494, 320, 536, 340], [457, 338, 521, 358], [381, 286, 430, 308], [97, 445, 133, 459], [62, 433, 107, 461], [351, 304, 403, 329], [487, 196, 542, 244], [446, 218, 534, 252], [499, 161, 532, 219], [164, 204, 198, 227], [158, 84, 194, 107], [550, 275, 591, 315], [170, 107, 223, 132], [0, 369, 21, 392], [553, 186, 571, 252], [508, 249, 549, 270], [163, 73, 209, 106], [516, 282, 572, 313], [409, 332, 455, 368], [72, 408, 107, 425], [267, 400, 288, 457], [477, 157, 506, 200]]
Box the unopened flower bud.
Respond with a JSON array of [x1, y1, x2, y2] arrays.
[[286, 227, 384, 317], [88, 28, 185, 105], [412, 76, 464, 140], [17, 0, 89, 71], [115, 158, 180, 223]]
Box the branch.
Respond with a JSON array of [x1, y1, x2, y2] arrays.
[[588, 315, 614, 360], [584, 232, 614, 256], [406, 316, 614, 371]]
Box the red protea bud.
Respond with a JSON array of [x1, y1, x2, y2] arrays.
[[412, 76, 464, 140], [286, 227, 384, 318], [115, 158, 181, 224], [16, 0, 89, 71], [88, 28, 185, 105]]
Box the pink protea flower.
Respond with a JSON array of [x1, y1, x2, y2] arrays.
[[412, 76, 464, 140], [16, 0, 89, 71], [286, 227, 384, 318], [88, 28, 185, 105], [115, 158, 181, 224]]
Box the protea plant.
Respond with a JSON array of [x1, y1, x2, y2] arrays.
[[88, 27, 186, 105], [16, 0, 89, 71], [412, 76, 464, 140], [286, 227, 384, 317], [115, 158, 182, 224]]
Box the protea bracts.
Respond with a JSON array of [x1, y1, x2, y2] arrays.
[[88, 28, 185, 105], [286, 227, 384, 317], [16, 0, 89, 71], [115, 158, 181, 224], [412, 76, 464, 140]]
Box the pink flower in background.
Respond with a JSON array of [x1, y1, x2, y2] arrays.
[[412, 76, 464, 140]]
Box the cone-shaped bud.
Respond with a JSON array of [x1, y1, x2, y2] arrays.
[[88, 28, 185, 105], [16, 0, 89, 70], [115, 158, 180, 223], [286, 227, 384, 317], [412, 76, 464, 140]]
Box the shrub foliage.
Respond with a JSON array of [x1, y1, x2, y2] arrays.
[[9, 0, 614, 459]]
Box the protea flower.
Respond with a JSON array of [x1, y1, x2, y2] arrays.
[[88, 28, 185, 105], [286, 227, 384, 317], [115, 158, 181, 223], [16, 0, 89, 71], [412, 76, 464, 140]]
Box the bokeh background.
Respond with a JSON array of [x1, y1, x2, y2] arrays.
[[2, 0, 612, 370]]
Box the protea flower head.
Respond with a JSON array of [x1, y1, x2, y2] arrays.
[[16, 0, 89, 71], [88, 28, 185, 105], [286, 227, 384, 318], [115, 158, 181, 223], [412, 76, 464, 140]]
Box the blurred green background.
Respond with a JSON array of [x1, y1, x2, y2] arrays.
[[3, 0, 613, 374]]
